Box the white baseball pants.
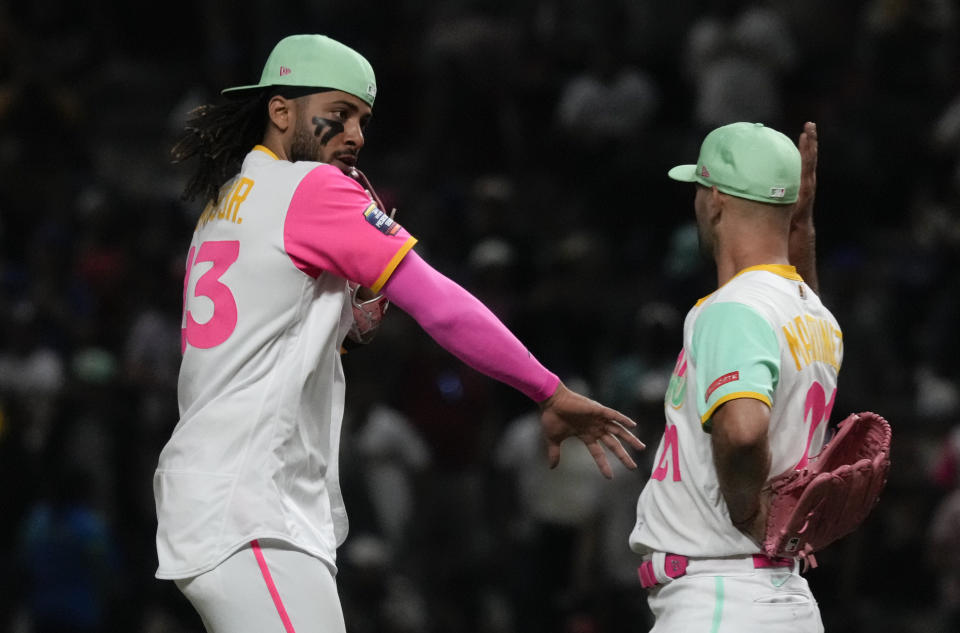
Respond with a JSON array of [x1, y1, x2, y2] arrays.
[[175, 539, 345, 633], [645, 555, 824, 632]]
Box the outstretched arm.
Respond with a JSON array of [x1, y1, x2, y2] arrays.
[[382, 250, 645, 477], [789, 121, 819, 293]]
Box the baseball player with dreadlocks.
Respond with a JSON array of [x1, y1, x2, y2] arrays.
[[154, 34, 645, 633]]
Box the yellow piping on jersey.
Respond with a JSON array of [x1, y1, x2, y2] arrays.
[[253, 144, 280, 160], [370, 237, 418, 293], [695, 264, 802, 307], [700, 391, 772, 426]]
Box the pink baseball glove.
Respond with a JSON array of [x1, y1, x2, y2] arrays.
[[762, 411, 892, 569]]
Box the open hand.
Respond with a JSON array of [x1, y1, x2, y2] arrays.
[[538, 382, 646, 479], [788, 121, 820, 292], [793, 121, 818, 222]]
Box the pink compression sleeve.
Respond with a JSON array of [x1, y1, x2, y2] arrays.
[[381, 251, 560, 402]]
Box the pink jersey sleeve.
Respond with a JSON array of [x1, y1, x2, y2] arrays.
[[284, 164, 418, 292], [381, 251, 560, 402]]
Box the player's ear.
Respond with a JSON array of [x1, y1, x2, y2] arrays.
[[709, 186, 725, 224], [267, 96, 292, 133]]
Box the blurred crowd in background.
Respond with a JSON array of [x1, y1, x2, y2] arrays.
[[1, 0, 959, 632]]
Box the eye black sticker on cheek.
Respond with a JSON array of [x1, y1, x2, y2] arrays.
[[312, 116, 344, 145]]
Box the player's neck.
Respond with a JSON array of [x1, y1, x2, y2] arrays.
[[261, 130, 291, 161], [714, 242, 790, 287], [711, 202, 792, 288]]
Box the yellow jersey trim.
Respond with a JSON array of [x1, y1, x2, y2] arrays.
[[370, 237, 418, 293], [700, 391, 772, 425], [253, 145, 279, 160], [695, 264, 802, 307]]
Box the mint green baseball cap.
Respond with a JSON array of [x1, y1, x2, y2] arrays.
[[668, 122, 800, 204], [222, 34, 377, 106]]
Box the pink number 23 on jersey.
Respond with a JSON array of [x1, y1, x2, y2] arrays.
[[181, 240, 240, 353]]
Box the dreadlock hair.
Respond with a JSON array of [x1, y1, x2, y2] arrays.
[[172, 87, 336, 205], [171, 91, 270, 205]]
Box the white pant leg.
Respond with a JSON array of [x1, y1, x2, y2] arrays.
[[647, 566, 824, 633], [175, 539, 346, 633]]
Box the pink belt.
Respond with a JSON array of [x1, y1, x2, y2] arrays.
[[638, 553, 795, 589]]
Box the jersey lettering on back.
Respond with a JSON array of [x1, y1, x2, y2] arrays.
[[196, 177, 255, 230], [630, 266, 843, 558]]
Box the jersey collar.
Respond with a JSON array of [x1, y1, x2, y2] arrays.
[[252, 144, 279, 160], [695, 264, 802, 306]]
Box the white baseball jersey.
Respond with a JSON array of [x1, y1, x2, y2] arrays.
[[154, 145, 417, 579], [630, 265, 843, 557]]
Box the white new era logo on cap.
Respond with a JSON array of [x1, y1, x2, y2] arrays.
[[769, 187, 786, 198]]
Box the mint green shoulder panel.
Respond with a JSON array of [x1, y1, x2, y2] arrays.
[[691, 301, 780, 430]]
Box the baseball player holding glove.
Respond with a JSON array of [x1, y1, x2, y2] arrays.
[[629, 121, 890, 632], [155, 34, 645, 633]]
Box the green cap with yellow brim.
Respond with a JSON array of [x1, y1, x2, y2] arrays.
[[222, 34, 377, 107], [668, 122, 800, 204]]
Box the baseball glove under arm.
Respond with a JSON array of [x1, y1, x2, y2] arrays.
[[344, 167, 396, 346], [761, 411, 892, 568], [346, 282, 390, 345]]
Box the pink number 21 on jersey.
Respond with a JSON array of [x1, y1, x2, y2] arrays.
[[795, 380, 837, 470], [181, 240, 240, 353]]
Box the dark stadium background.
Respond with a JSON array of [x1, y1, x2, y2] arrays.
[[1, 1, 958, 632]]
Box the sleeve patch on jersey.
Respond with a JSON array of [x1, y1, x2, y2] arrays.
[[705, 371, 739, 402], [363, 202, 401, 236]]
